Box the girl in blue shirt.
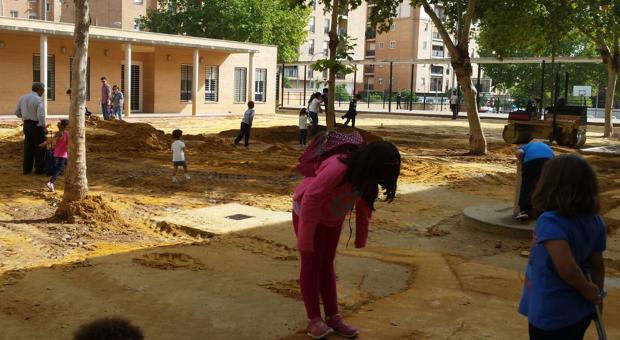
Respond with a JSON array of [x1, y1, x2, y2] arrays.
[[519, 154, 606, 340]]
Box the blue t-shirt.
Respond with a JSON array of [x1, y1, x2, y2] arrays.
[[521, 142, 554, 163], [519, 211, 606, 330]]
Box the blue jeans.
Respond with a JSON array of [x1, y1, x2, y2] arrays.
[[101, 103, 110, 120], [309, 111, 319, 134], [113, 106, 123, 121], [50, 157, 67, 184]]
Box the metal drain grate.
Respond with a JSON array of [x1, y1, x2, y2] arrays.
[[226, 214, 253, 221]]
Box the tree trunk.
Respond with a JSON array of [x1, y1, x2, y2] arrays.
[[603, 59, 617, 137], [62, 0, 90, 203], [453, 56, 487, 155], [326, 0, 340, 131]]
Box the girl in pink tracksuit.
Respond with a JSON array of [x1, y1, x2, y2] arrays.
[[292, 141, 401, 339]]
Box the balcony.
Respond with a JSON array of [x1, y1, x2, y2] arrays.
[[365, 49, 376, 58], [364, 65, 375, 74], [431, 51, 445, 58], [432, 31, 442, 41], [365, 27, 377, 40]]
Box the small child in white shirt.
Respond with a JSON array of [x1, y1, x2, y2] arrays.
[[171, 129, 190, 183]]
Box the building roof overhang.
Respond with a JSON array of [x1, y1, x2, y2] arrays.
[[0, 17, 264, 54]]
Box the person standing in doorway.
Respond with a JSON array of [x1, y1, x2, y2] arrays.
[[100, 76, 111, 120], [14, 82, 47, 175], [396, 92, 402, 110], [234, 101, 255, 148], [111, 85, 124, 121], [450, 91, 459, 119]]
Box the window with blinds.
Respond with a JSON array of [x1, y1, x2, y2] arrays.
[[69, 58, 91, 100], [204, 66, 218, 102], [32, 54, 55, 101], [254, 68, 267, 102], [234, 67, 247, 103], [180, 64, 192, 101]]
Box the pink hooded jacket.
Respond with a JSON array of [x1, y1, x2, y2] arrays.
[[293, 154, 372, 252]]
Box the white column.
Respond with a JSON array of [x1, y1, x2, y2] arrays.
[[192, 48, 199, 116], [125, 43, 132, 117], [40, 34, 48, 117], [247, 52, 255, 102]]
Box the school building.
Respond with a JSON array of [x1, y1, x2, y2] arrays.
[[0, 17, 278, 116]]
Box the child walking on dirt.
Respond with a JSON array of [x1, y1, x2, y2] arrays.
[[299, 108, 309, 146], [171, 129, 190, 183], [41, 119, 69, 192], [307, 93, 322, 135], [342, 94, 362, 127], [515, 141, 554, 220], [234, 101, 255, 148], [292, 139, 401, 339], [519, 154, 606, 340]]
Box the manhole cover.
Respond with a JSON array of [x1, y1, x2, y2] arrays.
[[226, 214, 253, 221]]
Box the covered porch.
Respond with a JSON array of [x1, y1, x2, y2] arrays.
[[0, 17, 277, 116]]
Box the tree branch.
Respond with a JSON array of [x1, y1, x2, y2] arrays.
[[456, 0, 462, 42], [420, 0, 458, 57], [459, 0, 475, 50]]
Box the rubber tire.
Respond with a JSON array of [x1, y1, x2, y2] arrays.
[[558, 130, 578, 148], [503, 124, 518, 144], [575, 131, 587, 148]]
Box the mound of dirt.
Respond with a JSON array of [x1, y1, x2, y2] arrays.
[[218, 125, 383, 144], [89, 120, 170, 153], [54, 195, 128, 229]]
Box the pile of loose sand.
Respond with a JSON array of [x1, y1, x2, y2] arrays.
[[54, 195, 128, 229]]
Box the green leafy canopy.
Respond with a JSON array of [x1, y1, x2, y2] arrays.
[[141, 0, 311, 62]]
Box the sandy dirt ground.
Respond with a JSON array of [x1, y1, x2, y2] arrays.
[[0, 113, 619, 340]]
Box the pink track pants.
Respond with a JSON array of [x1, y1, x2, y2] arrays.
[[293, 213, 342, 320]]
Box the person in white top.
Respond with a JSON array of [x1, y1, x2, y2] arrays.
[[14, 82, 47, 175], [234, 101, 255, 148], [298, 108, 309, 146], [171, 129, 190, 183], [449, 90, 459, 120], [307, 93, 323, 135]]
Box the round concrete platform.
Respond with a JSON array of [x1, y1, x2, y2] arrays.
[[463, 203, 534, 238]]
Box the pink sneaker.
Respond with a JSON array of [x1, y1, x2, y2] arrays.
[[306, 318, 333, 339], [326, 314, 359, 338], [46, 182, 54, 192]]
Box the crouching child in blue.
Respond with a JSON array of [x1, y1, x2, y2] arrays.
[[519, 154, 606, 340]]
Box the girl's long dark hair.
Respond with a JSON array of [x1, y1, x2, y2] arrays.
[[340, 141, 401, 210], [532, 153, 600, 217]]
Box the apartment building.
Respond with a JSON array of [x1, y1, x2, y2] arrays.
[[364, 3, 490, 97], [287, 1, 367, 92], [0, 0, 155, 30]]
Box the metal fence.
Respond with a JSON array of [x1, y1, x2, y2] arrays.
[[276, 58, 619, 119]]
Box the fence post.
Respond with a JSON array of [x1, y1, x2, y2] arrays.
[[409, 63, 414, 111], [540, 60, 545, 117], [303, 65, 307, 106], [388, 61, 393, 113], [476, 65, 481, 110], [281, 63, 285, 107], [353, 65, 357, 95]]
